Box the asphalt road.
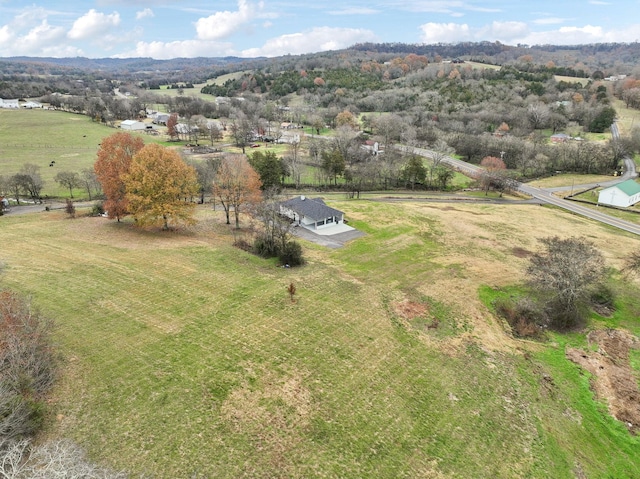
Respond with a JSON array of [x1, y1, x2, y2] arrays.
[[407, 143, 640, 237]]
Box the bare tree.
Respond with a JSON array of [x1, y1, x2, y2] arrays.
[[0, 290, 56, 442], [1, 439, 126, 479], [54, 171, 81, 198], [80, 168, 102, 201], [526, 237, 605, 328], [15, 164, 44, 204]]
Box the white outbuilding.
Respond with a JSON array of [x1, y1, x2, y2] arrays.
[[598, 179, 640, 208], [120, 120, 147, 131]]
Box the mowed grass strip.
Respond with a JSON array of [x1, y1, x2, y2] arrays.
[[1, 203, 640, 478]]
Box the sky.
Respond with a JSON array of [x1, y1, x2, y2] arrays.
[[0, 1, 639, 59]]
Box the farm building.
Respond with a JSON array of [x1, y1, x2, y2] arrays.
[[280, 196, 345, 231], [152, 113, 170, 125], [0, 98, 19, 109], [598, 179, 640, 208], [23, 101, 42, 109], [120, 120, 148, 131]]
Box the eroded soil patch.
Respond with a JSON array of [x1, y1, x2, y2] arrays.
[[566, 329, 640, 433]]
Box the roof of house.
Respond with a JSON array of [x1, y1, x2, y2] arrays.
[[604, 179, 640, 197], [281, 196, 344, 221]]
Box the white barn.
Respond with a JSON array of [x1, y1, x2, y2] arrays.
[[598, 179, 640, 208], [0, 98, 19, 109], [120, 120, 147, 131]]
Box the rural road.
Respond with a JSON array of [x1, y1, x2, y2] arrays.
[[407, 140, 640, 237]]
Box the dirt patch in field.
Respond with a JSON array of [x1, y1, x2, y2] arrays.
[[394, 300, 428, 320], [511, 247, 532, 258], [566, 329, 640, 434]]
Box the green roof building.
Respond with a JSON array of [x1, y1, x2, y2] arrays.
[[598, 179, 640, 207]]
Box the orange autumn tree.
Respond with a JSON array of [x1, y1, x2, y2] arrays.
[[213, 154, 262, 229], [94, 132, 144, 221], [123, 144, 199, 230]]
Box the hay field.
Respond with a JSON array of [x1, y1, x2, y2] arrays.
[[1, 198, 640, 478]]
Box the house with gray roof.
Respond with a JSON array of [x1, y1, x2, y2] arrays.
[[598, 179, 640, 207], [280, 196, 345, 231]]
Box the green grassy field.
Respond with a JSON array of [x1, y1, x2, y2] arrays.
[[1, 196, 640, 478], [0, 109, 157, 197]]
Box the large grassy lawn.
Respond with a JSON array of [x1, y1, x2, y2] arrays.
[[1, 198, 639, 478]]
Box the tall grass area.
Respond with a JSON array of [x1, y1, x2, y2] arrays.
[[1, 200, 639, 478], [0, 109, 153, 197]]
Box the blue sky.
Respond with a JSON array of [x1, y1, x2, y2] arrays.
[[0, 1, 639, 59]]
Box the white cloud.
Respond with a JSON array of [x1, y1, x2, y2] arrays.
[[68, 9, 121, 40], [11, 7, 49, 30], [23, 20, 66, 47], [136, 8, 154, 20], [328, 7, 380, 15], [195, 0, 258, 41], [114, 39, 236, 59], [418, 20, 640, 46], [478, 21, 529, 41], [419, 22, 473, 43], [0, 25, 14, 47], [533, 17, 566, 25], [0, 20, 72, 57], [241, 27, 377, 57]]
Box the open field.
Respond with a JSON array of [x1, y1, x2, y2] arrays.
[[0, 109, 158, 197], [554, 75, 590, 86], [612, 97, 640, 137], [1, 198, 640, 478], [527, 173, 615, 188]]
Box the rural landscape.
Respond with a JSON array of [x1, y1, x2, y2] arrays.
[[2, 41, 640, 478]]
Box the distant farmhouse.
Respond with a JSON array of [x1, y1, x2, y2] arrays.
[[280, 196, 345, 231], [598, 179, 640, 208]]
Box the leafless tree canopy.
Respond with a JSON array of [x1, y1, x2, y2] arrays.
[[0, 291, 56, 442], [526, 236, 605, 327], [1, 439, 126, 479]]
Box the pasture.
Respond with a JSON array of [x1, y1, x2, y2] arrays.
[[1, 197, 640, 478], [0, 109, 153, 197]]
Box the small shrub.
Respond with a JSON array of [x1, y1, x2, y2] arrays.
[[279, 240, 304, 267], [494, 296, 546, 338], [65, 199, 76, 218], [253, 234, 279, 258], [90, 202, 105, 216], [590, 284, 615, 316]]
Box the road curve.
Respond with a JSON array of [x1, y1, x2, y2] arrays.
[[406, 144, 640, 237]]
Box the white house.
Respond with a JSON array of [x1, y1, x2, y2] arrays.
[[598, 179, 640, 208], [280, 196, 345, 231]]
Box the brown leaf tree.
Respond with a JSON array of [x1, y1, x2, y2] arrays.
[[94, 132, 144, 221], [213, 154, 262, 228], [123, 144, 199, 230]]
